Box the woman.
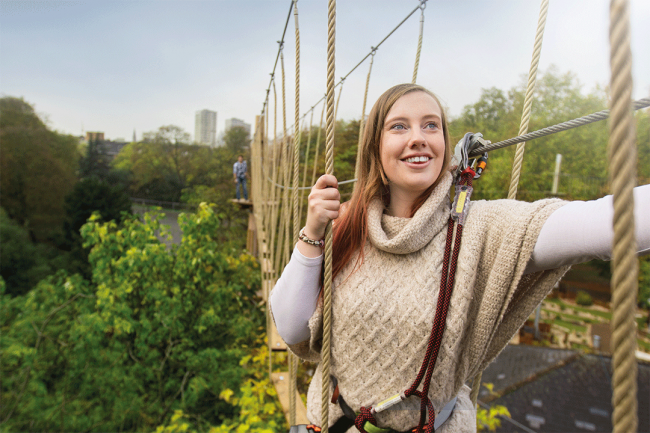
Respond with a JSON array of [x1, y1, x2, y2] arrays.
[[270, 83, 649, 432]]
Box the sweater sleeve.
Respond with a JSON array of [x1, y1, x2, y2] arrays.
[[269, 245, 322, 346], [525, 184, 650, 274], [455, 198, 571, 381]]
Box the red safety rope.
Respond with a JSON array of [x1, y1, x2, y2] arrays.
[[354, 171, 474, 433]]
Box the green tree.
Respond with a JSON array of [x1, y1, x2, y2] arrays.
[[223, 126, 251, 154], [0, 97, 79, 242], [0, 209, 64, 297], [115, 125, 217, 203], [449, 67, 610, 201], [0, 204, 264, 431], [62, 176, 133, 278]]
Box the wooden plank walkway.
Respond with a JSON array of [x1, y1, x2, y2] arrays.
[[269, 320, 287, 351], [271, 372, 309, 425]]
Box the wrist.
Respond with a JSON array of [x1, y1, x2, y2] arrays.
[[303, 225, 324, 242]]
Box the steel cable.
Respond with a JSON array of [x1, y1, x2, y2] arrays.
[[468, 98, 650, 157]]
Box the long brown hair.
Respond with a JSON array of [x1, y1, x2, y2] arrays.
[[332, 84, 452, 280]]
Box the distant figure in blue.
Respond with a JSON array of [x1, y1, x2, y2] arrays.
[[233, 155, 248, 201]]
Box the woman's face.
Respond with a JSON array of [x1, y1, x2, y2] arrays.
[[380, 91, 446, 200]]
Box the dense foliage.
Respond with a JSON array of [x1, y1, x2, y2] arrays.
[[0, 209, 69, 297], [0, 97, 80, 242], [114, 125, 250, 204], [1, 204, 265, 431]]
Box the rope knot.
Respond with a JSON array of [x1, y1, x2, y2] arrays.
[[354, 406, 377, 433]]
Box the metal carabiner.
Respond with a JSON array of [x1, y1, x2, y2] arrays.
[[452, 132, 490, 180]]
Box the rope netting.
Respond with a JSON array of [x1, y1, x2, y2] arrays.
[[249, 0, 642, 430]]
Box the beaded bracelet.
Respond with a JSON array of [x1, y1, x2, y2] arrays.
[[299, 227, 325, 248]]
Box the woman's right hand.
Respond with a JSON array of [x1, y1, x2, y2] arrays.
[[304, 174, 340, 241]]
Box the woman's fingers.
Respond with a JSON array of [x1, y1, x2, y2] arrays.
[[305, 175, 341, 239], [313, 174, 338, 190]]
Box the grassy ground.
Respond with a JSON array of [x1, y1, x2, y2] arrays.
[[538, 297, 650, 353]]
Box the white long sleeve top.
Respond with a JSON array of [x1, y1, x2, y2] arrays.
[[270, 185, 650, 345]]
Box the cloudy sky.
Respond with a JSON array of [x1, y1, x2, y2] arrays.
[[1, 0, 648, 142]]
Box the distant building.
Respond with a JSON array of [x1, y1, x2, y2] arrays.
[[195, 109, 217, 146], [81, 131, 127, 161], [224, 118, 251, 136], [86, 131, 105, 142]]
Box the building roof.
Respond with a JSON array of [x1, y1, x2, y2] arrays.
[[478, 345, 579, 401], [481, 345, 649, 432]]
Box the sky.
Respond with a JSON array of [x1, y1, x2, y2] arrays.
[[1, 0, 649, 143]]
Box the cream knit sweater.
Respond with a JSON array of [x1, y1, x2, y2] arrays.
[[285, 172, 569, 432]]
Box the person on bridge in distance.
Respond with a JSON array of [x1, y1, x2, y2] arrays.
[[269, 83, 650, 432], [233, 155, 248, 201]]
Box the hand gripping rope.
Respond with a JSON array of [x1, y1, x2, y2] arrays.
[[354, 135, 487, 433]]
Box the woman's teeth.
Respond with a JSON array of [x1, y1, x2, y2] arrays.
[[404, 156, 429, 163]]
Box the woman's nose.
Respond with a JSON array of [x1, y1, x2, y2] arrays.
[[408, 129, 426, 147]]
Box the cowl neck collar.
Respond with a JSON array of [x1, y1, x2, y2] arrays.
[[367, 172, 452, 254]]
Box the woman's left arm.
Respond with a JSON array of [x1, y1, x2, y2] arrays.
[[525, 184, 650, 274]]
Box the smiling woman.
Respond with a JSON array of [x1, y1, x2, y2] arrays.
[[380, 90, 447, 217], [269, 83, 650, 433]]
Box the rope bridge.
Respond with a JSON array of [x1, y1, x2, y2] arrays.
[[245, 1, 643, 431]]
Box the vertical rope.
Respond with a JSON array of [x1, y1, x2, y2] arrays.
[[471, 0, 550, 406], [280, 48, 292, 269], [300, 111, 315, 220], [355, 53, 374, 180], [506, 0, 549, 200], [412, 4, 425, 84], [289, 1, 301, 425], [311, 103, 326, 188], [292, 0, 302, 245], [334, 79, 345, 124], [268, 79, 279, 379], [283, 138, 293, 267], [270, 79, 281, 282], [321, 1, 336, 430], [608, 1, 638, 431]]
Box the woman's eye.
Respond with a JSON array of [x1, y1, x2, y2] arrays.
[[425, 122, 439, 130], [390, 124, 406, 130]]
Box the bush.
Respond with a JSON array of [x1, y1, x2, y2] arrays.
[[576, 291, 593, 306], [1, 204, 264, 431]]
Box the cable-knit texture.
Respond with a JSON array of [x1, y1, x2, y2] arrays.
[[286, 172, 569, 431]]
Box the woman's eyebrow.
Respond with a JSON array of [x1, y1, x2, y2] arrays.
[[385, 113, 441, 124]]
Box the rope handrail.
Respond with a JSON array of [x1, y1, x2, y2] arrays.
[[262, 97, 650, 190]]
